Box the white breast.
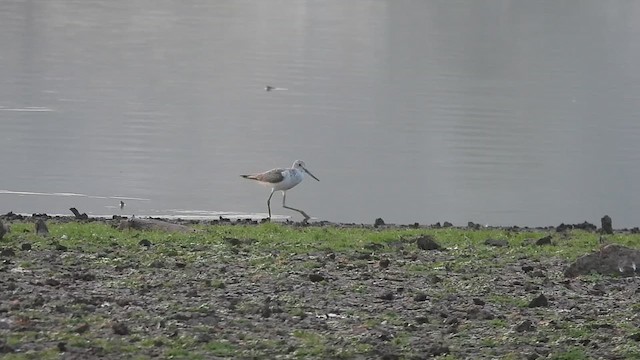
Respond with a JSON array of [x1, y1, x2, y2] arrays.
[[273, 169, 304, 191]]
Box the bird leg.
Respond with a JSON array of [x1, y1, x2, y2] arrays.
[[282, 191, 311, 221], [266, 189, 275, 220]]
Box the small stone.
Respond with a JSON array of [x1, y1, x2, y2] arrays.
[[601, 215, 613, 235], [528, 294, 549, 308], [21, 243, 32, 251], [485, 238, 509, 247], [57, 342, 67, 352], [379, 259, 390, 268], [413, 293, 428, 302], [138, 239, 152, 247], [45, 278, 60, 286], [35, 219, 49, 236], [175, 262, 186, 269], [261, 306, 272, 318], [74, 323, 90, 334], [374, 218, 385, 227], [55, 243, 68, 251], [308, 273, 325, 282], [472, 298, 485, 306], [522, 265, 534, 273], [0, 248, 15, 257], [515, 319, 536, 332], [416, 235, 441, 250], [535, 236, 552, 245], [427, 344, 450, 357], [415, 316, 429, 324], [443, 221, 453, 227], [378, 291, 394, 300], [111, 321, 129, 335]]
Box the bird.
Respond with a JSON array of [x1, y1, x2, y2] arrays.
[[241, 160, 319, 221], [120, 201, 125, 210], [265, 85, 288, 91]]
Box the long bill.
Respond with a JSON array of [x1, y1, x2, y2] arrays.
[[303, 167, 320, 181]]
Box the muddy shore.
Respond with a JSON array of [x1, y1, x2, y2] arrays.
[[1, 214, 639, 359]]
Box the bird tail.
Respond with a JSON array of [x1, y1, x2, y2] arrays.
[[240, 175, 254, 179]]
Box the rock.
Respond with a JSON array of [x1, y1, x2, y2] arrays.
[[628, 332, 640, 341], [379, 258, 390, 268], [515, 319, 536, 332], [522, 265, 534, 273], [374, 218, 385, 227], [118, 218, 196, 233], [415, 235, 442, 250], [111, 321, 129, 335], [601, 215, 613, 234], [138, 239, 152, 247], [564, 244, 640, 277], [472, 298, 485, 306], [0, 341, 15, 353], [378, 291, 394, 300], [413, 293, 428, 302], [0, 248, 15, 257], [556, 221, 597, 232], [54, 243, 68, 251], [35, 219, 49, 236], [45, 278, 60, 286], [485, 238, 509, 247], [0, 220, 6, 240], [74, 323, 90, 334], [69, 208, 89, 220], [426, 344, 450, 357], [21, 243, 32, 251], [57, 342, 67, 352], [443, 221, 453, 227], [535, 236, 552, 245], [308, 273, 325, 282], [528, 294, 549, 308]]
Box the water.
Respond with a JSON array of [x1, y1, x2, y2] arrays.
[[2, 0, 640, 227]]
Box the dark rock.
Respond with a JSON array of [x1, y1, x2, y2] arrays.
[[426, 344, 450, 356], [556, 221, 597, 232], [467, 222, 480, 229], [74, 323, 90, 334], [54, 243, 68, 251], [374, 218, 385, 227], [378, 291, 394, 300], [0, 248, 15, 257], [535, 236, 552, 245], [0, 341, 14, 353], [260, 306, 272, 318], [175, 262, 186, 269], [522, 265, 534, 273], [45, 278, 60, 286], [111, 321, 129, 335], [138, 239, 152, 247], [564, 244, 640, 277], [515, 319, 536, 332], [21, 243, 32, 251], [35, 219, 49, 236], [69, 208, 89, 220], [73, 272, 96, 281], [379, 258, 390, 268], [628, 332, 640, 341], [149, 260, 165, 268], [485, 238, 509, 247], [601, 215, 613, 234], [415, 316, 429, 324], [528, 294, 549, 308], [443, 221, 453, 228], [57, 342, 67, 352], [0, 220, 6, 240], [308, 273, 325, 282], [223, 237, 241, 246], [472, 298, 485, 306], [415, 235, 441, 250], [413, 293, 428, 302]]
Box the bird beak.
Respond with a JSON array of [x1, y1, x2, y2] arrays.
[[303, 167, 319, 181]]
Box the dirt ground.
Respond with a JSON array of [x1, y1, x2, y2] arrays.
[[1, 217, 640, 359]]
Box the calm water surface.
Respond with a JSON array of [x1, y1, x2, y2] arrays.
[[2, 0, 640, 226]]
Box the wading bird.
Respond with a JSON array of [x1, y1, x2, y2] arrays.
[[241, 160, 319, 221]]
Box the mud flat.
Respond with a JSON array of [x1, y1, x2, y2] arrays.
[[1, 214, 639, 359]]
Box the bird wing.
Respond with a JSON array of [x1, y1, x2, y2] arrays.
[[241, 168, 285, 183]]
